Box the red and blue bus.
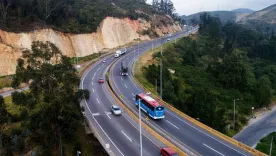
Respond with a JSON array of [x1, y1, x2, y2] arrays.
[[135, 93, 165, 119]]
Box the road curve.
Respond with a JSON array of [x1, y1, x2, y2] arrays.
[[81, 46, 168, 156], [109, 29, 253, 156], [234, 107, 276, 147]]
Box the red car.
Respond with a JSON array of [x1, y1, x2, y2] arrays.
[[98, 78, 104, 84], [160, 147, 179, 156]]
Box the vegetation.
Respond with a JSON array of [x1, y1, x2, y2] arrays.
[[1, 41, 90, 155], [0, 0, 156, 33], [0, 75, 13, 89], [141, 13, 276, 134], [256, 132, 276, 155]]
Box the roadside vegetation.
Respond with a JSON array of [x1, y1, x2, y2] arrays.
[[0, 0, 177, 33], [137, 13, 276, 135], [256, 132, 276, 155], [0, 41, 93, 155]]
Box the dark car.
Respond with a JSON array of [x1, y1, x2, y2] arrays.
[[98, 78, 104, 84], [160, 147, 178, 156]]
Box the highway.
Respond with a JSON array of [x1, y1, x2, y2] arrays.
[[108, 29, 254, 156], [234, 107, 276, 147], [82, 45, 169, 156]]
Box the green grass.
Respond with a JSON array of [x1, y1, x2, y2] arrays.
[[0, 75, 13, 89], [4, 95, 23, 116], [256, 132, 276, 155]]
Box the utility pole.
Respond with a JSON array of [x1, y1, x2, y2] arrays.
[[155, 79, 157, 94], [233, 99, 236, 130], [160, 38, 163, 99], [139, 99, 143, 156], [269, 137, 273, 156]]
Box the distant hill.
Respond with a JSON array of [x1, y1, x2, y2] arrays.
[[239, 4, 276, 33], [181, 11, 237, 24], [231, 8, 255, 13]]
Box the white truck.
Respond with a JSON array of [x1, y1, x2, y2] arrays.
[[114, 48, 127, 58]]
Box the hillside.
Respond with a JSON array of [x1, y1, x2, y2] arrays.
[[140, 14, 276, 136], [182, 11, 238, 24], [239, 4, 276, 33], [231, 8, 255, 13], [0, 0, 170, 33], [0, 0, 182, 76]]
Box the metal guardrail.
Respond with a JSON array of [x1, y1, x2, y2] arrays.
[[106, 55, 200, 156], [131, 50, 267, 156]]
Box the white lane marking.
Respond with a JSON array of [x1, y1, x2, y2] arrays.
[[94, 72, 96, 76], [92, 113, 100, 116], [92, 77, 94, 80], [121, 131, 133, 143], [98, 68, 100, 71], [92, 88, 95, 92], [165, 111, 247, 156], [124, 84, 128, 88], [132, 93, 135, 96], [106, 112, 111, 119], [121, 77, 123, 80], [91, 82, 93, 85], [166, 120, 180, 130], [203, 144, 225, 156], [82, 67, 124, 156], [96, 98, 100, 104]]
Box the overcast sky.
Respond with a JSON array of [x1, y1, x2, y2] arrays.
[[147, 0, 275, 15]]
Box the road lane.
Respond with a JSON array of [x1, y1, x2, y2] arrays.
[[109, 28, 252, 156], [82, 53, 163, 156]]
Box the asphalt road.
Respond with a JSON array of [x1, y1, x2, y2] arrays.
[[82, 46, 167, 156], [0, 87, 29, 97], [109, 29, 253, 156], [234, 107, 276, 147]]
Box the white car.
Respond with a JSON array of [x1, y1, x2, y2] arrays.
[[102, 59, 106, 63], [167, 38, 171, 41], [111, 105, 122, 115], [115, 53, 120, 58]]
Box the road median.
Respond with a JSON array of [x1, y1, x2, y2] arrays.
[[132, 62, 267, 156]]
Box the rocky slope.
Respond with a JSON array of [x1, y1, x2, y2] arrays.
[[240, 4, 276, 24], [0, 17, 181, 76]]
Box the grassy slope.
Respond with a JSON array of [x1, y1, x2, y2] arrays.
[[134, 40, 177, 95]]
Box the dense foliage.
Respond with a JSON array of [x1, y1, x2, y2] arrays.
[[256, 132, 276, 155], [143, 13, 276, 133], [0, 0, 155, 33], [10, 41, 89, 154]]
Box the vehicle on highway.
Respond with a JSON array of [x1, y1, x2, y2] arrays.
[[102, 59, 106, 63], [135, 93, 165, 119], [114, 48, 127, 58], [120, 61, 128, 76], [160, 147, 178, 156], [111, 105, 122, 115], [167, 38, 171, 41], [98, 78, 104, 84]]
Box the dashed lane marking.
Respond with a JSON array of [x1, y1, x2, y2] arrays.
[[121, 131, 133, 143], [203, 144, 225, 156], [166, 120, 180, 130]]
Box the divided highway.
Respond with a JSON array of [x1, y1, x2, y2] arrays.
[[81, 47, 165, 156], [108, 30, 254, 156]]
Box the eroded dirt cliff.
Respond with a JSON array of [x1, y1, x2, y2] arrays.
[[0, 17, 181, 76]]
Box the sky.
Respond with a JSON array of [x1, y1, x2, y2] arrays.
[[147, 0, 275, 15]]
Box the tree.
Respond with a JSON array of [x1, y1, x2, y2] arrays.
[[0, 95, 8, 149], [36, 0, 65, 20], [12, 41, 89, 153], [152, 0, 175, 15], [255, 75, 273, 108], [0, 0, 11, 25]]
